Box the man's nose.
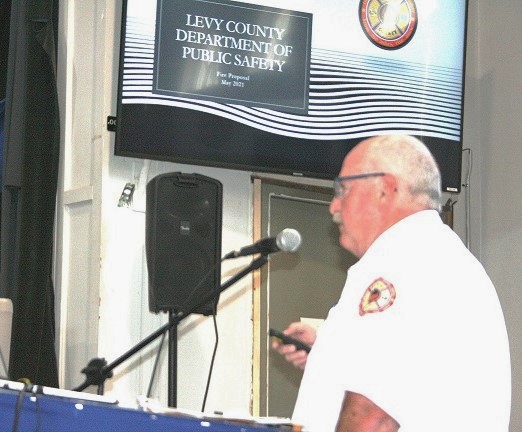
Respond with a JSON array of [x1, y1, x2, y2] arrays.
[[329, 197, 339, 215]]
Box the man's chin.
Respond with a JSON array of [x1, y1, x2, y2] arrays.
[[340, 236, 360, 257], [339, 235, 352, 251]]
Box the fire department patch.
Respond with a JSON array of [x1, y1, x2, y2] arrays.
[[359, 0, 418, 50], [359, 278, 396, 316]]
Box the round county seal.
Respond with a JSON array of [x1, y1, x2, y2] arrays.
[[359, 0, 418, 49]]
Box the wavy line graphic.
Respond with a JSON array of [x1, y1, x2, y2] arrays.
[[121, 17, 463, 141]]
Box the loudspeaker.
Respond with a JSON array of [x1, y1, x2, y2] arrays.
[[146, 172, 222, 315]]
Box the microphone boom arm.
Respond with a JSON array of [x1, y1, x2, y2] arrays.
[[73, 254, 269, 393]]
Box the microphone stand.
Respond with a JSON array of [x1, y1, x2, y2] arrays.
[[72, 254, 269, 403]]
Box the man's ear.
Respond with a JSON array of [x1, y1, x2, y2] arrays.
[[379, 173, 398, 201]]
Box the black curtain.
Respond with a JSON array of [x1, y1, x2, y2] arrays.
[[0, 0, 60, 387]]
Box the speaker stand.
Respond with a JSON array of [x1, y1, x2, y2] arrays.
[[168, 311, 178, 407]]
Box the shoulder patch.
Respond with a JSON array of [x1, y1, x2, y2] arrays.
[[359, 277, 396, 316]]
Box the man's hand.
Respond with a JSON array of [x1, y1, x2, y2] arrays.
[[271, 322, 317, 370]]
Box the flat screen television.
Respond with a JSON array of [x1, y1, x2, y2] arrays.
[[115, 0, 468, 193]]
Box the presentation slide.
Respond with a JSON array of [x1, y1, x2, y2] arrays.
[[116, 0, 467, 191]]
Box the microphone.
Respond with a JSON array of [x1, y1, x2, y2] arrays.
[[224, 228, 302, 259]]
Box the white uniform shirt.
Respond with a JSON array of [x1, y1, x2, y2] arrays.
[[292, 210, 511, 432]]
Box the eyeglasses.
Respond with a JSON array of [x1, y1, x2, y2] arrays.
[[333, 172, 386, 198]]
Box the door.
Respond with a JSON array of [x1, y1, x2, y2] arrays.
[[254, 177, 358, 418]]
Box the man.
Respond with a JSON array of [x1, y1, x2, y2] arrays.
[[273, 135, 511, 431]]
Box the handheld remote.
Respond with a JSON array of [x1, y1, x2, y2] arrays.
[[269, 328, 311, 353]]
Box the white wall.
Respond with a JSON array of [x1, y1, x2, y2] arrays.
[[473, 1, 522, 428], [55, 0, 522, 428]]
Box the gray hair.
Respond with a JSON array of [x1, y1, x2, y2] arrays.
[[364, 135, 442, 210]]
